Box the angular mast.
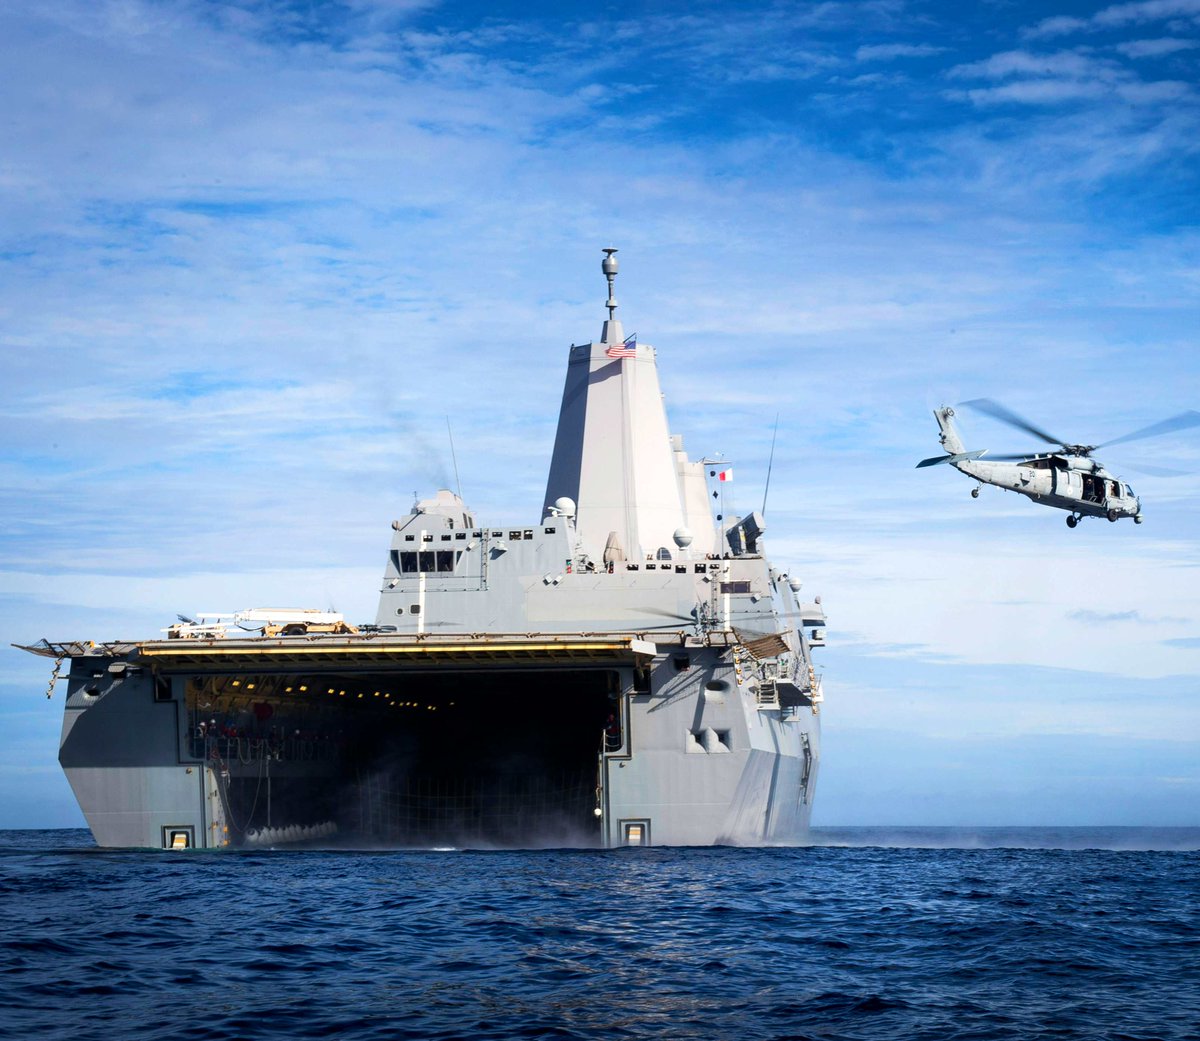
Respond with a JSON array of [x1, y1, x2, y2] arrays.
[[543, 249, 716, 562]]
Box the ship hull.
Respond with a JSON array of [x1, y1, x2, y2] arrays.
[[35, 254, 829, 851], [52, 635, 818, 849]]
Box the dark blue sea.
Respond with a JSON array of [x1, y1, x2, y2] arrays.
[[2, 828, 1198, 1041]]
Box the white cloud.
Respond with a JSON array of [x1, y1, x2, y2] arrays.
[[1115, 77, 1194, 100], [3, 0, 1199, 828], [958, 79, 1112, 106], [948, 48, 1121, 81], [1025, 16, 1091, 39], [778, 530, 1200, 682], [1025, 0, 1200, 36], [856, 42, 945, 61], [1116, 36, 1200, 55], [1096, 0, 1200, 28], [946, 44, 1197, 108]]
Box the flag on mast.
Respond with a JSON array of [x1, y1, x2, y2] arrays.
[[716, 468, 733, 482], [605, 335, 637, 359]]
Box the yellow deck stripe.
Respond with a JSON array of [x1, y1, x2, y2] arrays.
[[137, 641, 630, 658]]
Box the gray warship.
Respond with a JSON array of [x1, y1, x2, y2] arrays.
[[21, 250, 827, 849]]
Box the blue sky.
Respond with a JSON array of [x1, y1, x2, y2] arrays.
[[2, 0, 1199, 828]]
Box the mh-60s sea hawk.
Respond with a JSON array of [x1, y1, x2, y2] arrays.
[[918, 398, 1200, 528]]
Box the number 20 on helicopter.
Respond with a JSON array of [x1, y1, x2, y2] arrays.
[[917, 398, 1200, 528]]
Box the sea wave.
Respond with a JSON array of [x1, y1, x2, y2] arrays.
[[0, 830, 1197, 1040]]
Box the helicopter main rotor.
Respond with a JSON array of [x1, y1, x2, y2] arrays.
[[960, 398, 1200, 461]]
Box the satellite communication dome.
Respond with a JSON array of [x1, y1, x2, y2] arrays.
[[672, 526, 693, 548], [554, 496, 577, 518]]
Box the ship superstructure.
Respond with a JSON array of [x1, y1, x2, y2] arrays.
[[22, 251, 827, 849]]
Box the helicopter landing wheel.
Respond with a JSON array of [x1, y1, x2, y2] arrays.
[[1066, 515, 1078, 528], [971, 486, 980, 499], [1107, 509, 1118, 522], [1135, 514, 1144, 524]]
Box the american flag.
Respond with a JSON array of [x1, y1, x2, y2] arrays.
[[605, 335, 637, 359]]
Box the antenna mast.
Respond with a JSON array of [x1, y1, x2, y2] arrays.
[[445, 415, 463, 503], [602, 248, 618, 322], [599, 248, 624, 344], [762, 414, 779, 516]]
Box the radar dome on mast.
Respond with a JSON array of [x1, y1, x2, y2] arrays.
[[600, 247, 623, 344]]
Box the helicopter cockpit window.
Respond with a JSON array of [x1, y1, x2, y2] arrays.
[[1125, 485, 1135, 497]]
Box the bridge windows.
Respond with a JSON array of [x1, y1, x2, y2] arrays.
[[395, 550, 462, 574]]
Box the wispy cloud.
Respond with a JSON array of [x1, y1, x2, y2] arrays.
[[1095, 0, 1200, 29], [1024, 16, 1091, 39], [945, 39, 1198, 112], [1116, 36, 1200, 55], [1070, 609, 1190, 624], [956, 79, 1111, 105], [1070, 609, 1145, 623], [1026, 0, 1200, 37], [856, 43, 946, 61], [3, 0, 1199, 827], [948, 49, 1118, 80]]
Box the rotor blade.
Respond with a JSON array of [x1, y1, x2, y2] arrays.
[[960, 398, 1065, 446], [1095, 410, 1200, 450], [1122, 462, 1191, 478], [632, 608, 697, 622]]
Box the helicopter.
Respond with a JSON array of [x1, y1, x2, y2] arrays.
[[917, 398, 1200, 528]]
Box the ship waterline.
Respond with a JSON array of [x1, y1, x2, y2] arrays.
[[22, 251, 826, 849]]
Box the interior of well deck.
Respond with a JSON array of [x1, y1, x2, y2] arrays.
[[186, 668, 618, 847]]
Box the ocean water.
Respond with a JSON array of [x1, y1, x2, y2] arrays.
[[1, 829, 1197, 1041]]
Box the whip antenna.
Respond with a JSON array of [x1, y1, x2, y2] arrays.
[[762, 414, 779, 516], [445, 415, 463, 502]]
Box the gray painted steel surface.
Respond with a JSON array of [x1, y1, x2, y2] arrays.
[[23, 251, 827, 849]]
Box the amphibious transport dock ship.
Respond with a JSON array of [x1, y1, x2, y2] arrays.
[[22, 251, 827, 849]]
